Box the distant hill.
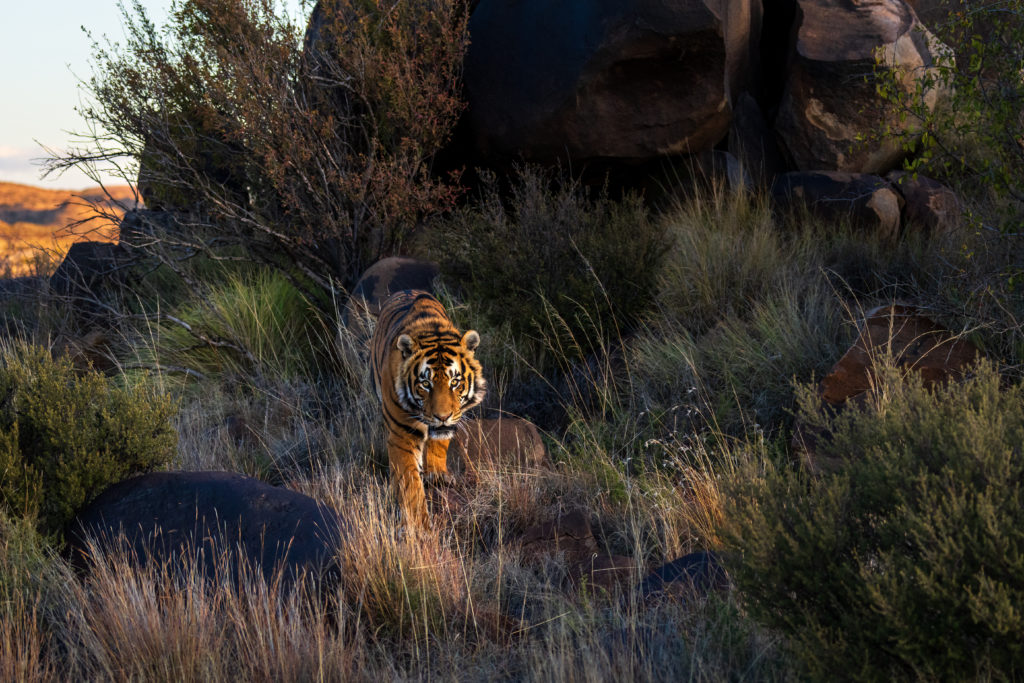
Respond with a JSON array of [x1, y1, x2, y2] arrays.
[[0, 181, 139, 276]]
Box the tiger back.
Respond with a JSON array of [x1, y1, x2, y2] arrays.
[[369, 290, 485, 528]]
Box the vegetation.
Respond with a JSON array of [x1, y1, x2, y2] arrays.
[[724, 364, 1024, 679], [876, 0, 1024, 227], [0, 0, 1021, 679], [0, 345, 176, 539], [433, 166, 665, 371], [46, 0, 469, 303]]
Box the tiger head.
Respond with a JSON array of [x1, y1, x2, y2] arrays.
[[395, 329, 486, 439]]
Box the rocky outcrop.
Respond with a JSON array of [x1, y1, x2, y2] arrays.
[[819, 304, 979, 405], [451, 416, 549, 479], [518, 511, 637, 593], [774, 0, 950, 173], [772, 171, 904, 239], [886, 171, 961, 235], [463, 0, 760, 163], [69, 471, 347, 587]]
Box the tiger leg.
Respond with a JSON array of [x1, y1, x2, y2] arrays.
[[422, 438, 454, 487], [387, 433, 430, 528]]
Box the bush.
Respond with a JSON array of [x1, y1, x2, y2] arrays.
[[875, 0, 1024, 224], [722, 363, 1024, 679], [433, 166, 665, 371], [0, 346, 177, 539], [48, 0, 468, 302], [140, 268, 329, 381]]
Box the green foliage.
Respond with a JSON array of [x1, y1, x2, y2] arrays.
[[143, 268, 329, 381], [433, 166, 666, 370], [875, 0, 1024, 224], [0, 346, 177, 539], [723, 363, 1024, 679]]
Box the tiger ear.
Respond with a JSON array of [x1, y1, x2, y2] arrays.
[[462, 330, 480, 351], [397, 334, 415, 358]]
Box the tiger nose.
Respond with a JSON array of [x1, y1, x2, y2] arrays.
[[434, 411, 453, 423]]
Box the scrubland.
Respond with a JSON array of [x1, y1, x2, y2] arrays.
[[2, 0, 1024, 679]]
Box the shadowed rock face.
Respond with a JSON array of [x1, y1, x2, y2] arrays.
[[464, 0, 759, 163], [774, 0, 950, 173], [69, 471, 347, 588], [772, 171, 904, 240]]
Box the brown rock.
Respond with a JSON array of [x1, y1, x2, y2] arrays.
[[820, 304, 979, 405], [451, 417, 548, 479], [796, 305, 981, 472], [519, 510, 598, 567], [772, 171, 904, 239], [774, 0, 951, 173], [886, 171, 961, 236], [573, 553, 638, 593], [463, 0, 760, 162]]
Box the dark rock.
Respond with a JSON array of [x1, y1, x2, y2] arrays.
[[463, 0, 760, 163], [728, 92, 784, 187], [638, 551, 729, 603], [886, 171, 961, 236], [55, 328, 117, 374], [69, 471, 347, 588], [574, 553, 638, 593], [342, 256, 439, 338], [451, 416, 549, 480], [519, 510, 598, 567], [774, 0, 950, 173], [772, 171, 904, 239], [49, 241, 133, 323], [117, 209, 182, 246]]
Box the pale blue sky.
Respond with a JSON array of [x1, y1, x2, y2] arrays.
[[0, 0, 305, 189]]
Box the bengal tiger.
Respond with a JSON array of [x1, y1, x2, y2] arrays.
[[369, 290, 486, 528]]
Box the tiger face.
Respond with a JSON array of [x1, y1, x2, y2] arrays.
[[394, 329, 483, 440]]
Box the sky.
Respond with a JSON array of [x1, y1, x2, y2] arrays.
[[0, 0, 305, 190]]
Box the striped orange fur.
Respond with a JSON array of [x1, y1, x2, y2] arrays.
[[370, 290, 485, 528]]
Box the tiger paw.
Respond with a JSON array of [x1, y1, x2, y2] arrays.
[[422, 470, 456, 488]]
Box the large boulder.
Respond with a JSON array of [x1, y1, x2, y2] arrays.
[[464, 0, 760, 163], [774, 0, 950, 173], [772, 171, 904, 239], [69, 471, 347, 587], [886, 171, 961, 236]]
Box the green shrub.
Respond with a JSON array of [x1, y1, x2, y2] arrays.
[[0, 345, 177, 539], [874, 0, 1024, 225], [433, 166, 665, 371], [141, 269, 329, 381], [723, 363, 1024, 679]]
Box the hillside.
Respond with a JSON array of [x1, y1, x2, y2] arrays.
[[0, 181, 138, 275]]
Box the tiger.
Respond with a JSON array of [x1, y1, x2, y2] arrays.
[[369, 290, 486, 528]]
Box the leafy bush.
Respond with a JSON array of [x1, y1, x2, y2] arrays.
[[875, 0, 1024, 224], [433, 166, 665, 370], [0, 346, 177, 539], [723, 363, 1024, 679], [49, 0, 468, 301]]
